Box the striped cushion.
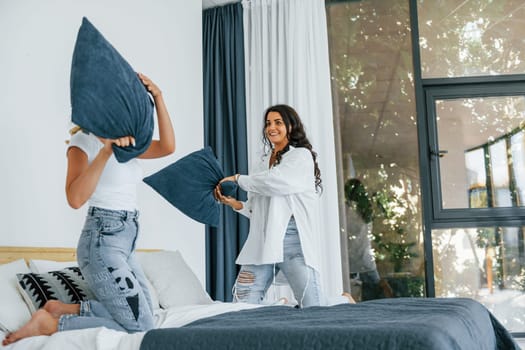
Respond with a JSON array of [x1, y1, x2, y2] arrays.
[[16, 267, 96, 312]]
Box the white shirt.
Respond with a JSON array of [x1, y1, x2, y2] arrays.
[[235, 146, 322, 272], [346, 206, 377, 273], [68, 132, 142, 211]]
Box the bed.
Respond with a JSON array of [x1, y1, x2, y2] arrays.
[[0, 247, 519, 350]]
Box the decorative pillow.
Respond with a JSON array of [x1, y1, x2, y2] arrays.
[[70, 17, 154, 163], [28, 259, 161, 311], [143, 274, 161, 311], [136, 250, 213, 308], [17, 267, 96, 313], [143, 147, 238, 227], [0, 259, 32, 332]]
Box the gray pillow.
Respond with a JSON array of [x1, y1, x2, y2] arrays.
[[143, 147, 237, 227], [70, 17, 154, 163], [17, 267, 96, 312]]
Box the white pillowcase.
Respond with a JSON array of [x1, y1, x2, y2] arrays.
[[136, 250, 213, 308], [142, 274, 161, 311], [0, 259, 32, 332], [28, 258, 161, 311]]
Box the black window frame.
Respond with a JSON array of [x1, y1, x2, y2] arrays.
[[409, 1, 525, 314], [422, 78, 525, 228]]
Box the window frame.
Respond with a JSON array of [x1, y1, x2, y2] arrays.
[[326, 0, 525, 335], [423, 79, 525, 227], [408, 1, 525, 308]]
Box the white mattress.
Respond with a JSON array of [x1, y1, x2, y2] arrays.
[[0, 302, 263, 350]]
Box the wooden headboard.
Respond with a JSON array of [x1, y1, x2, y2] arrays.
[[0, 246, 159, 265]]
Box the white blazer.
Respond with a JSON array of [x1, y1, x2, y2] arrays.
[[235, 146, 322, 273]]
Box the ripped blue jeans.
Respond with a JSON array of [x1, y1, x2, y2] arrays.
[[233, 217, 322, 308], [59, 206, 155, 333]]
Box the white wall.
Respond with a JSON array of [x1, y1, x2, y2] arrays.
[[0, 1, 207, 283]]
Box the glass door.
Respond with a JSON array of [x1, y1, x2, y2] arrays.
[[417, 0, 525, 333], [425, 87, 525, 332]]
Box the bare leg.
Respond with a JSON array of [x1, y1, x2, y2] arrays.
[[2, 309, 58, 345], [44, 300, 80, 318]]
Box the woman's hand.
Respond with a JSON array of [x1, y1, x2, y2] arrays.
[[214, 184, 227, 203], [219, 175, 238, 184], [97, 136, 136, 153], [214, 183, 243, 210], [138, 72, 161, 97]]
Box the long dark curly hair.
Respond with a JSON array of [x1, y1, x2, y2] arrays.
[[262, 104, 322, 192]]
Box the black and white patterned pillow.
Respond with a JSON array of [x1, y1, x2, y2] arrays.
[[16, 267, 96, 313]]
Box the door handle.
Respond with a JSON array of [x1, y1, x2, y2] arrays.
[[430, 149, 448, 158]]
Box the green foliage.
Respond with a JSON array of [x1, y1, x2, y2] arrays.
[[475, 227, 497, 249], [344, 178, 374, 223], [387, 276, 425, 297], [375, 184, 419, 272], [362, 169, 420, 273], [379, 241, 419, 273]]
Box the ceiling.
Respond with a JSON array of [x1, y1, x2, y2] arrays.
[[326, 1, 419, 173]]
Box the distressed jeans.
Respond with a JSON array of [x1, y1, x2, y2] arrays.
[[233, 217, 323, 308], [59, 206, 154, 333]]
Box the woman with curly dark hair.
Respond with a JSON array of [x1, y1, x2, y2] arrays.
[[215, 104, 351, 307]]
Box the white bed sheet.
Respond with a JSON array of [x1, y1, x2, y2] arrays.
[[0, 302, 263, 350]]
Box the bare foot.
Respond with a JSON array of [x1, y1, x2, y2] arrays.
[[276, 297, 288, 305], [342, 292, 356, 304], [44, 300, 80, 318], [2, 309, 58, 345]]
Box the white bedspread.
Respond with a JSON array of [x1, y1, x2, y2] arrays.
[[0, 302, 263, 350]]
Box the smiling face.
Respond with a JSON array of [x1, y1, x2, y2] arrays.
[[265, 111, 289, 151]]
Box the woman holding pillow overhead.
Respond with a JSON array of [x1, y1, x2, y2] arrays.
[[3, 73, 175, 345], [215, 104, 352, 307]]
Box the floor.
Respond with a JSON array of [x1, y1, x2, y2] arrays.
[[476, 288, 525, 334], [474, 288, 525, 348]]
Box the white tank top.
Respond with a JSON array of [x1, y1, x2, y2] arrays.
[[68, 131, 142, 211]]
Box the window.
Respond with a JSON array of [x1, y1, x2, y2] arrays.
[[418, 0, 525, 334], [326, 0, 425, 301], [326, 0, 525, 333], [426, 87, 525, 221], [432, 226, 525, 333], [418, 0, 525, 78]]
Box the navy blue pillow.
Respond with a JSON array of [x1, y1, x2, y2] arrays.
[[143, 147, 238, 227], [70, 17, 154, 163]]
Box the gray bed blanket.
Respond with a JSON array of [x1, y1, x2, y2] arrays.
[[140, 297, 519, 350]]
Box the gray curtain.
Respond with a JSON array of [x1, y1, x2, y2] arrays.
[[203, 2, 249, 302]]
